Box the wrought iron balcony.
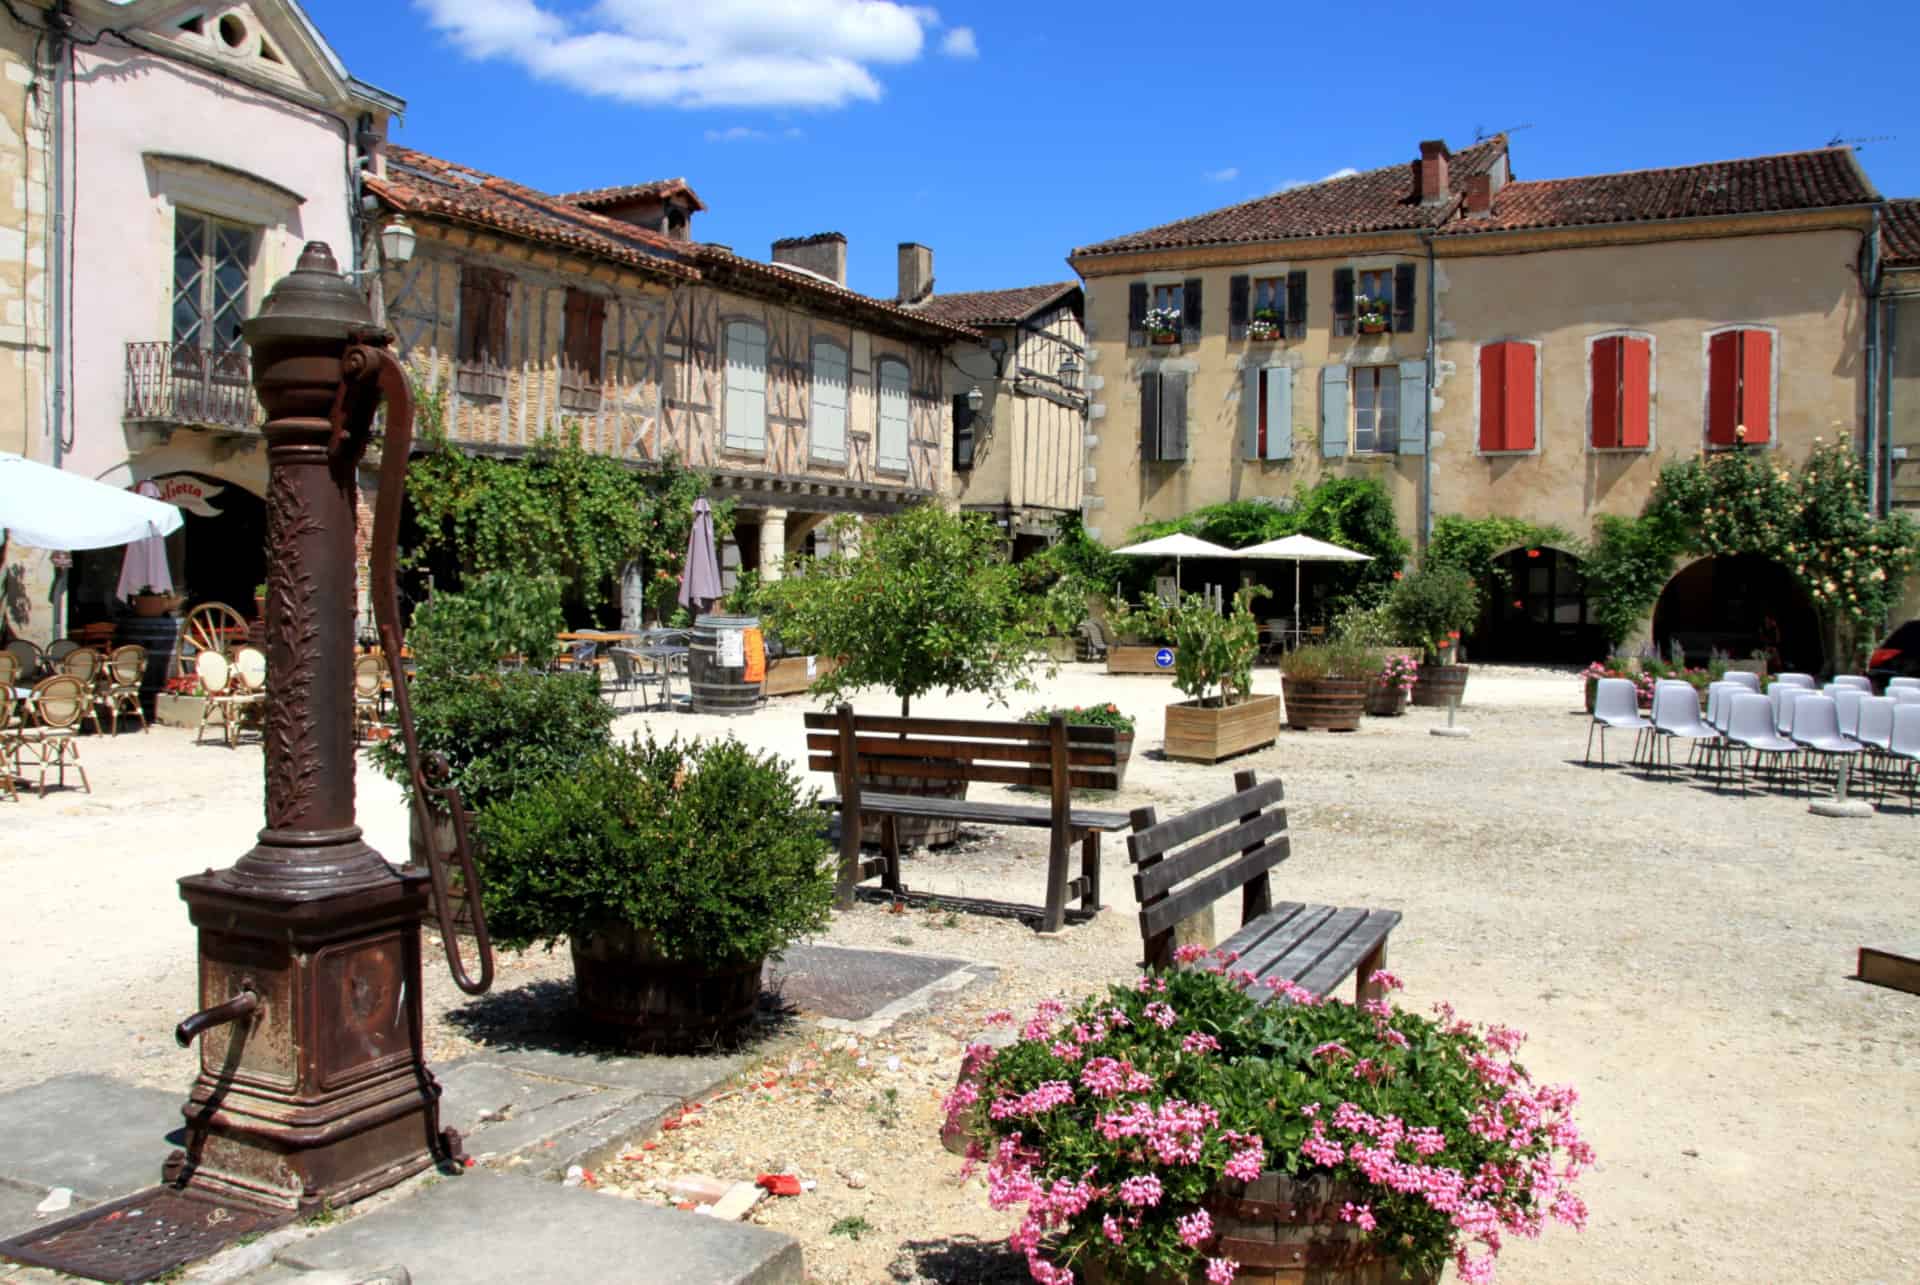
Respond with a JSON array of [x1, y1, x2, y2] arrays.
[[124, 341, 263, 432]]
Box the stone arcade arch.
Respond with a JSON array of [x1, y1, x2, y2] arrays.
[[1651, 553, 1821, 672]]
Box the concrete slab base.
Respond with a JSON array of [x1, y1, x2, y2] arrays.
[[0, 1073, 180, 1232]]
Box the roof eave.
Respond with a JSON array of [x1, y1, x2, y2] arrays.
[[1432, 200, 1883, 243], [365, 183, 700, 283]]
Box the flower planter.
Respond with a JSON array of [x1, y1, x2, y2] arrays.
[[853, 767, 968, 848], [762, 654, 836, 697], [1365, 683, 1409, 717], [1358, 320, 1389, 335], [1246, 330, 1280, 343], [1284, 676, 1368, 731], [1108, 644, 1177, 675], [132, 593, 183, 618], [1410, 663, 1469, 708], [1164, 694, 1280, 763], [1150, 332, 1179, 345], [569, 921, 762, 1053], [153, 692, 205, 728]]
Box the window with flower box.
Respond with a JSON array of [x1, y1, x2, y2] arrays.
[[1228, 272, 1307, 342], [1129, 279, 1202, 345], [1332, 265, 1416, 337]]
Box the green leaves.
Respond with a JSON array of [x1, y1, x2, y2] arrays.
[[1167, 586, 1268, 705], [1386, 565, 1481, 659]]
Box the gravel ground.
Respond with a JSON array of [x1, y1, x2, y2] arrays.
[[4, 663, 1918, 1284]]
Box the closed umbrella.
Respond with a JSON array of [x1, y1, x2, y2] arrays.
[[1238, 533, 1373, 643], [1110, 532, 1236, 591], [0, 453, 183, 550], [114, 480, 176, 602], [678, 497, 722, 615]]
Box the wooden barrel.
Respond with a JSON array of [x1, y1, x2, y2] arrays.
[[1284, 677, 1367, 731], [1410, 663, 1470, 708], [689, 614, 765, 715], [1365, 682, 1408, 717], [569, 922, 761, 1053], [855, 768, 967, 848], [114, 615, 181, 715]]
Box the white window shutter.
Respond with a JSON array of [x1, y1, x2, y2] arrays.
[[1320, 364, 1349, 458], [876, 361, 910, 471], [724, 322, 767, 452], [810, 342, 848, 463], [1397, 360, 1426, 456]]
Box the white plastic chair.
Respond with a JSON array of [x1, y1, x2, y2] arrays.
[[1585, 677, 1648, 768], [1831, 688, 1864, 739], [1774, 672, 1815, 689], [1892, 687, 1920, 705], [1725, 693, 1797, 797], [1770, 685, 1806, 737], [1651, 680, 1718, 776], [1832, 674, 1872, 692], [1887, 704, 1920, 813], [1788, 693, 1861, 799], [1887, 677, 1920, 693], [1723, 671, 1762, 693]]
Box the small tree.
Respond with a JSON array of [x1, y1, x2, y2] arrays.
[[763, 505, 1042, 716], [1387, 565, 1483, 661], [1167, 586, 1268, 707]]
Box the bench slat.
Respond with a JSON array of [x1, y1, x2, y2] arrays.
[[1140, 840, 1289, 939], [823, 792, 1131, 832], [1212, 901, 1320, 970], [808, 755, 1118, 792], [802, 712, 1117, 744], [1290, 912, 1401, 999], [1237, 906, 1372, 999], [805, 733, 1118, 768], [1127, 778, 1286, 862], [1137, 810, 1291, 901]]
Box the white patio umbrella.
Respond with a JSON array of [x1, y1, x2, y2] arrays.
[[1238, 533, 1373, 639], [1110, 532, 1237, 589], [0, 453, 183, 550]]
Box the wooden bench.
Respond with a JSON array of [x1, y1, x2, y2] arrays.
[[1126, 769, 1400, 1004], [804, 705, 1128, 933]]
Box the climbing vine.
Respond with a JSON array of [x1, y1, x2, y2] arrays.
[[1426, 515, 1575, 595]]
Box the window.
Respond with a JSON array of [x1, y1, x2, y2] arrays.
[[1351, 366, 1399, 453], [1241, 366, 1292, 461], [1140, 370, 1189, 462], [1358, 269, 1392, 331], [1590, 335, 1651, 449], [457, 265, 511, 366], [723, 320, 768, 453], [1152, 283, 1184, 315], [1707, 328, 1772, 445], [560, 288, 605, 411], [172, 210, 252, 357], [1478, 341, 1537, 452], [810, 340, 848, 464], [1252, 277, 1284, 318], [875, 358, 910, 472], [952, 393, 977, 470], [1333, 265, 1415, 336]]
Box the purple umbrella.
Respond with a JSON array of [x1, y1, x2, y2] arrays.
[[115, 480, 175, 602], [678, 497, 722, 615]]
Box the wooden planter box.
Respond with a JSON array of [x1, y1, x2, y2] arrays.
[[1108, 645, 1177, 675], [763, 654, 836, 697], [1164, 694, 1280, 763], [154, 692, 205, 728], [1285, 677, 1368, 731], [570, 922, 761, 1054]]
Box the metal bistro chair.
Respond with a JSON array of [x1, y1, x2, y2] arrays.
[[101, 644, 149, 735], [352, 653, 385, 742], [1585, 677, 1649, 767], [12, 674, 91, 796], [1725, 692, 1797, 797]]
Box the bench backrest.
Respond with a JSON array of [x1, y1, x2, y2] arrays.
[[804, 705, 1120, 793], [1125, 769, 1290, 967]]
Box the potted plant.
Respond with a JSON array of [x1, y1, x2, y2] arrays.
[[1104, 594, 1178, 675], [1144, 306, 1183, 345], [1023, 704, 1136, 787], [1247, 308, 1282, 342], [945, 955, 1591, 1285], [1356, 293, 1390, 335], [477, 734, 835, 1051], [1368, 652, 1419, 716], [130, 585, 184, 617], [1163, 587, 1279, 763], [253, 581, 268, 618], [1278, 640, 1376, 731], [1388, 565, 1481, 707]]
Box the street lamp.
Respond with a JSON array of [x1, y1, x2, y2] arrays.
[[966, 384, 985, 413], [378, 214, 416, 267], [1058, 353, 1080, 389]]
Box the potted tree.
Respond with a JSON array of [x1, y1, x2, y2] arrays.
[[1104, 594, 1178, 675], [1389, 565, 1482, 707], [1163, 587, 1280, 763], [1278, 640, 1378, 731], [477, 734, 835, 1051]]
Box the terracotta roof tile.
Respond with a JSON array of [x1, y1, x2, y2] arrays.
[[370, 146, 699, 280], [1884, 199, 1920, 269], [1443, 147, 1876, 236], [1073, 138, 1509, 257], [562, 178, 708, 213], [693, 245, 982, 341], [908, 282, 1080, 327]]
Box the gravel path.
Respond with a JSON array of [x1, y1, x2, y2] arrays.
[[4, 664, 1917, 1283]]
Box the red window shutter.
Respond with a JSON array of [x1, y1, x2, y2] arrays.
[[1479, 343, 1508, 451], [1590, 338, 1622, 448], [1738, 329, 1771, 443], [562, 288, 587, 370], [1707, 331, 1740, 445], [1503, 343, 1536, 451], [488, 272, 511, 366], [1619, 337, 1651, 448]]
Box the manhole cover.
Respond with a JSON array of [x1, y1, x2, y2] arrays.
[[0, 1185, 294, 1284], [765, 943, 971, 1020]]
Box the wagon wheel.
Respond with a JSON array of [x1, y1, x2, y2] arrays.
[[175, 601, 250, 677]]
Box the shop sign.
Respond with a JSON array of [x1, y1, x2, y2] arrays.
[[152, 475, 226, 517]]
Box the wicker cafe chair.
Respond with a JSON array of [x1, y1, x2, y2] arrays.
[[0, 690, 19, 801], [101, 644, 149, 735], [12, 674, 91, 796], [195, 650, 262, 749], [0, 650, 19, 694], [58, 647, 108, 734], [3, 638, 41, 680]]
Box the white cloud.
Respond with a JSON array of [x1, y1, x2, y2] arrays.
[[940, 26, 978, 58], [1275, 166, 1360, 192], [1203, 166, 1239, 183], [416, 0, 952, 109], [705, 125, 768, 142]]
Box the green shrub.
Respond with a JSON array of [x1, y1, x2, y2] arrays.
[[1387, 565, 1483, 660], [1103, 594, 1173, 646], [1022, 703, 1136, 735], [1278, 639, 1381, 682], [475, 735, 835, 962], [1328, 599, 1403, 648]]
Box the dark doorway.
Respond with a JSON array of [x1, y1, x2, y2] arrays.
[[1469, 547, 1601, 663], [1652, 554, 1821, 672], [67, 472, 266, 630]]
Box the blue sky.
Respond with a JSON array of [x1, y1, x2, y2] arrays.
[[306, 1, 1918, 301]]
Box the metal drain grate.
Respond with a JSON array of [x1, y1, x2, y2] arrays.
[[0, 1185, 295, 1284]]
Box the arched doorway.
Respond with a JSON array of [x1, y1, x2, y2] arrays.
[[1468, 546, 1601, 663], [66, 472, 267, 629], [1651, 554, 1821, 672]]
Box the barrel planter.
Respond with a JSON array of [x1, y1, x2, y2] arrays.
[[853, 767, 969, 848], [1410, 663, 1469, 708], [1365, 682, 1409, 717], [1081, 1173, 1437, 1285], [1165, 694, 1281, 763], [569, 921, 762, 1053], [1107, 645, 1178, 675], [1285, 677, 1368, 731], [114, 614, 181, 716], [689, 614, 765, 715]]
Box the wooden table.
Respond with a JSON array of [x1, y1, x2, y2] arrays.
[[557, 631, 644, 643]]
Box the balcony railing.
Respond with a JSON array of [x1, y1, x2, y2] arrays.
[[124, 341, 263, 432]]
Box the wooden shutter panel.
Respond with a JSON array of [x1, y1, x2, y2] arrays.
[[1161, 370, 1188, 460], [1265, 366, 1293, 461], [1392, 263, 1416, 334], [582, 293, 606, 382], [1332, 268, 1355, 337], [1738, 329, 1771, 443], [562, 288, 587, 370], [1503, 343, 1536, 451], [1128, 282, 1149, 348], [952, 393, 975, 470], [1285, 270, 1307, 339], [1480, 343, 1508, 451], [1241, 365, 1261, 461], [1182, 278, 1203, 343], [1707, 331, 1740, 445], [1396, 360, 1425, 456], [1620, 336, 1651, 449], [1320, 364, 1349, 457], [1140, 370, 1162, 461], [1229, 274, 1250, 340], [487, 272, 510, 366], [457, 270, 484, 363], [1590, 337, 1622, 448]]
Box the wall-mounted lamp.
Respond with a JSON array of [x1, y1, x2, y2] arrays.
[[966, 384, 985, 413], [1057, 353, 1081, 390], [378, 215, 416, 267]]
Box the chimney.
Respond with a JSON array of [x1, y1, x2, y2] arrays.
[[1418, 139, 1451, 205], [897, 242, 934, 304], [1465, 173, 1493, 216], [770, 232, 847, 287]]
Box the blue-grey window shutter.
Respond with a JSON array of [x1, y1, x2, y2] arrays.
[[1161, 370, 1188, 461], [1397, 360, 1426, 456], [1265, 366, 1293, 460], [1140, 370, 1161, 460], [1181, 278, 1203, 345], [1128, 282, 1148, 349], [1320, 364, 1349, 458], [1241, 366, 1261, 460]]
